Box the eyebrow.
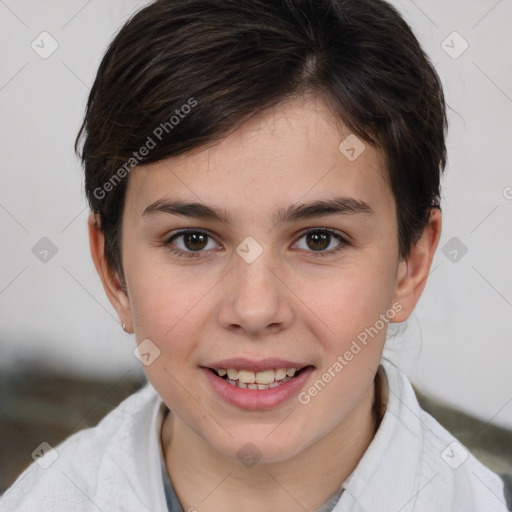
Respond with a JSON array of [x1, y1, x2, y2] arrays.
[[141, 196, 374, 226]]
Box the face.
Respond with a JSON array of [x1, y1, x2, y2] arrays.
[[92, 93, 437, 464]]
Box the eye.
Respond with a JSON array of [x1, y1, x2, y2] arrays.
[[292, 228, 348, 258], [164, 230, 221, 258], [163, 228, 348, 259]]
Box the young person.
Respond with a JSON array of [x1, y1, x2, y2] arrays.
[[1, 0, 509, 510]]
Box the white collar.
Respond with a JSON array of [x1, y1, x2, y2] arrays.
[[147, 358, 507, 512]]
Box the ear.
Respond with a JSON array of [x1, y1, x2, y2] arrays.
[[88, 213, 133, 333], [391, 208, 442, 322]]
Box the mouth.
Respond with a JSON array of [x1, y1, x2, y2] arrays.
[[206, 365, 313, 390], [200, 358, 316, 409]]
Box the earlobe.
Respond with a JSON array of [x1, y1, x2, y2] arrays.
[[391, 209, 442, 323], [87, 213, 134, 333]]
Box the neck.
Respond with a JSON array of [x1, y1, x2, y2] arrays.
[[161, 377, 379, 512]]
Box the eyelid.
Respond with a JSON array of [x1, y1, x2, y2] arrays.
[[165, 228, 222, 251], [163, 226, 350, 258], [291, 227, 349, 254], [294, 226, 349, 241], [166, 226, 349, 241]]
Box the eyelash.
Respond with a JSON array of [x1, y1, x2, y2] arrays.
[[162, 228, 349, 259]]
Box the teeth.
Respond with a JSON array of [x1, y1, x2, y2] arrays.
[[216, 367, 299, 385], [226, 377, 293, 390], [238, 369, 256, 384], [255, 370, 275, 385], [274, 368, 287, 380], [227, 368, 239, 380]]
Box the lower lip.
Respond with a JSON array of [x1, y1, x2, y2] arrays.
[[200, 366, 315, 410]]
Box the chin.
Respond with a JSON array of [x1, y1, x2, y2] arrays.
[[211, 429, 308, 466]]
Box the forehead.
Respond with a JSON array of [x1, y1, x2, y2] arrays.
[[124, 94, 392, 225]]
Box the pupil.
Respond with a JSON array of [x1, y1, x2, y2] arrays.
[[307, 231, 329, 251], [184, 232, 330, 252], [185, 232, 207, 251]]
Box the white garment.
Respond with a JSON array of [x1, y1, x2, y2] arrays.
[[0, 359, 508, 511]]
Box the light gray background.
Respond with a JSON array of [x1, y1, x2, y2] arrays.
[[0, 0, 511, 428]]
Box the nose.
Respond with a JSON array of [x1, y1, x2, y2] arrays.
[[217, 245, 294, 338]]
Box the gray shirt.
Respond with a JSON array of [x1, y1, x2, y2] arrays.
[[160, 450, 344, 512]]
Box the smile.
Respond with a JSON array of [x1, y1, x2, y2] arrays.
[[201, 364, 315, 410], [213, 367, 302, 389], [213, 367, 306, 389]]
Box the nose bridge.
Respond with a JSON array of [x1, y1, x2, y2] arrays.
[[233, 235, 279, 306], [218, 235, 293, 335]]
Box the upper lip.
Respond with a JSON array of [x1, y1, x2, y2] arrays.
[[204, 358, 311, 372]]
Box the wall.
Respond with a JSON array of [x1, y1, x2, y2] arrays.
[[0, 0, 511, 428]]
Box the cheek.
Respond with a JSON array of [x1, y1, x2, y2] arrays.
[[126, 272, 208, 399], [306, 260, 395, 339], [128, 271, 209, 408], [297, 267, 393, 421], [129, 261, 205, 336]]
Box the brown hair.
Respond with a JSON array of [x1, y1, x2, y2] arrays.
[[75, 0, 448, 287]]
